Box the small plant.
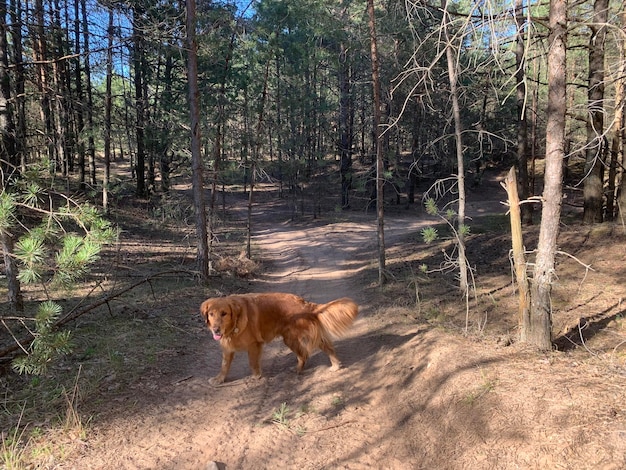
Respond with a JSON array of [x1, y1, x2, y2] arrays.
[[331, 395, 343, 407], [1, 406, 29, 470], [271, 403, 290, 428], [11, 301, 73, 375], [463, 372, 497, 405]]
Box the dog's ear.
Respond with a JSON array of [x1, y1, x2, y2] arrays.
[[200, 299, 213, 324], [231, 297, 248, 333]]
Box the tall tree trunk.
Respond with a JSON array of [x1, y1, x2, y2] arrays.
[[441, 0, 469, 295], [582, 0, 608, 224], [33, 0, 55, 167], [103, 8, 113, 212], [246, 60, 270, 259], [9, 0, 26, 172], [515, 0, 533, 224], [74, 0, 86, 189], [133, 6, 146, 197], [606, 52, 624, 221], [1, 0, 18, 178], [160, 53, 173, 193], [367, 0, 386, 286], [51, 0, 69, 176], [614, 11, 626, 222], [80, 0, 96, 185], [186, 0, 209, 280], [339, 39, 354, 209], [275, 55, 284, 198], [529, 0, 567, 350], [0, 2, 22, 311]]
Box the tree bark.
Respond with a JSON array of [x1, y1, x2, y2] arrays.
[[529, 0, 567, 351], [0, 0, 18, 178], [186, 0, 209, 280], [80, 0, 96, 185], [503, 168, 531, 341], [9, 0, 25, 173], [73, 0, 86, 189], [103, 8, 113, 212], [515, 0, 533, 225], [614, 11, 626, 222], [339, 39, 354, 209], [441, 0, 468, 295], [133, 6, 146, 197], [582, 0, 608, 224], [367, 0, 386, 286]]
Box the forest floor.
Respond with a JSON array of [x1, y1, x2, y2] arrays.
[[2, 165, 626, 469]]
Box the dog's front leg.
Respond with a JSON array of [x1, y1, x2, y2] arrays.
[[210, 350, 234, 385], [247, 342, 263, 379]]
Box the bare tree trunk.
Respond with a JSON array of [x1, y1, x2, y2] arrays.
[[503, 168, 531, 338], [582, 0, 608, 224], [186, 0, 209, 280], [275, 55, 284, 198], [73, 0, 86, 189], [133, 6, 146, 197], [0, 3, 22, 311], [367, 0, 386, 286], [614, 11, 626, 222], [606, 52, 623, 221], [515, 0, 533, 225], [103, 8, 113, 213], [80, 0, 96, 186], [339, 39, 354, 209], [529, 0, 567, 351], [441, 0, 468, 295], [33, 0, 55, 166], [1, 0, 18, 178], [1, 231, 23, 312], [246, 60, 270, 260]]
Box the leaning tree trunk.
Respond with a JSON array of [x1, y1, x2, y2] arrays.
[[582, 0, 608, 224], [528, 0, 567, 350], [186, 0, 209, 281], [503, 168, 531, 338], [367, 0, 386, 286]]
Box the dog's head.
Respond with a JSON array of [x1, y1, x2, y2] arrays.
[[200, 296, 247, 341]]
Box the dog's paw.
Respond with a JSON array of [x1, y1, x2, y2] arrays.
[[209, 376, 225, 386], [329, 363, 342, 371]]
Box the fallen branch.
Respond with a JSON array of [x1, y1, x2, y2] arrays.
[[0, 269, 197, 361]]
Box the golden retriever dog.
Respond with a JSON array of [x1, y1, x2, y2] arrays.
[[200, 292, 358, 385]]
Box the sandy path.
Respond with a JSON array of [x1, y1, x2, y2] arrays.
[[62, 176, 626, 469]]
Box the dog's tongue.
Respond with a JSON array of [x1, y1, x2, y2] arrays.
[[213, 333, 222, 341]]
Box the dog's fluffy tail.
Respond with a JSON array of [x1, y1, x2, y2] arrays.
[[314, 298, 359, 338]]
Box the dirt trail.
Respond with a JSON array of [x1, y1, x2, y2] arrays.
[[63, 180, 626, 469]]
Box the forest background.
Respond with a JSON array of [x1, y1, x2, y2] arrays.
[[1, 0, 626, 467]]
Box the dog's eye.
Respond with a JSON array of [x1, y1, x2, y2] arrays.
[[221, 311, 228, 317]]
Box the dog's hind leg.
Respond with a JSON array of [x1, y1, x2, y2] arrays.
[[319, 338, 341, 371], [283, 335, 309, 373]]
